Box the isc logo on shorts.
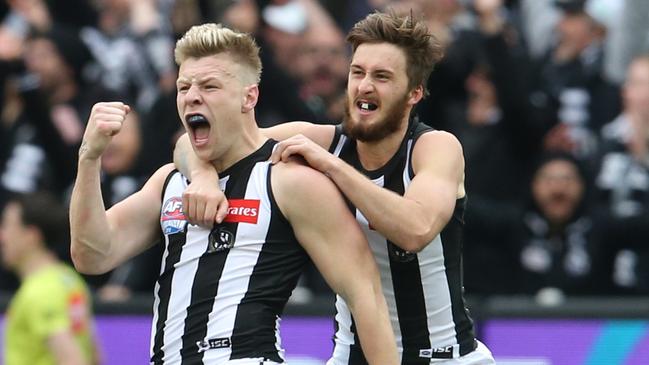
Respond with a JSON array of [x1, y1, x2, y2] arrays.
[[223, 199, 260, 224], [419, 345, 454, 359], [196, 337, 231, 353]]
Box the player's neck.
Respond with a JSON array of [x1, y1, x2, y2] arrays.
[[211, 122, 267, 173], [17, 249, 57, 280], [356, 121, 409, 171]]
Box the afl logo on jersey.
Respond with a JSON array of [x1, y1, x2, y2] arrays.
[[161, 197, 186, 234], [208, 226, 235, 253], [388, 242, 416, 262]]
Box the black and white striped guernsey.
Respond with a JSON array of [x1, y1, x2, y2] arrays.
[[151, 140, 307, 364], [328, 120, 477, 364]]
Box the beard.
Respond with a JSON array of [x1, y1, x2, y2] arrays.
[[342, 92, 410, 142]]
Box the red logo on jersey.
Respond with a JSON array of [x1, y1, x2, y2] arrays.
[[161, 197, 186, 221], [224, 199, 260, 224], [68, 291, 88, 333]]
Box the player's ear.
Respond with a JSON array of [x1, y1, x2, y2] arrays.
[[242, 84, 259, 113], [408, 85, 424, 105]]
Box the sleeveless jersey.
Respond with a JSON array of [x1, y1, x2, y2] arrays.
[[329, 121, 477, 364], [151, 140, 308, 364]]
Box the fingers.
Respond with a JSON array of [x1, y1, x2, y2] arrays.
[[270, 135, 308, 164], [91, 102, 130, 135], [280, 144, 301, 163], [202, 202, 218, 226], [194, 199, 207, 227], [80, 102, 130, 159], [270, 143, 285, 164], [182, 186, 230, 227], [182, 186, 201, 226], [182, 190, 191, 224], [215, 198, 230, 224]]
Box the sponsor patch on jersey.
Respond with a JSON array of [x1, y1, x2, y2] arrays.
[[68, 291, 88, 333], [196, 337, 231, 353], [161, 197, 186, 234], [223, 199, 260, 224]]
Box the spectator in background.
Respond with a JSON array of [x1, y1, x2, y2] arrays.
[[516, 153, 608, 297], [79, 0, 176, 113], [0, 26, 118, 203], [532, 0, 620, 159], [294, 13, 349, 123], [1, 192, 99, 365], [0, 26, 114, 202], [464, 152, 609, 297], [603, 0, 647, 84], [595, 54, 649, 295], [415, 0, 492, 132], [254, 0, 318, 126]]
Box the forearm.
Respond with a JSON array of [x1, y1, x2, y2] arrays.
[[327, 160, 440, 251], [345, 282, 398, 365], [69, 156, 114, 274], [173, 133, 216, 178]]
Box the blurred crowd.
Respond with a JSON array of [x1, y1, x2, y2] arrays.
[[1, 0, 649, 305]]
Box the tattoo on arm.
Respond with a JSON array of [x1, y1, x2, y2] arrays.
[[78, 140, 88, 157]]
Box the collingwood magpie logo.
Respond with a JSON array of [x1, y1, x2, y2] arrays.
[[208, 226, 235, 253]]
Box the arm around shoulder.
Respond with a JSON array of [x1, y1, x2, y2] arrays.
[[262, 122, 335, 148], [325, 130, 465, 252]]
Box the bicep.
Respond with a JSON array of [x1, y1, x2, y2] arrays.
[[407, 132, 465, 221], [105, 164, 172, 266]]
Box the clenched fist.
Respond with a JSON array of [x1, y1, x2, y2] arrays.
[[80, 102, 131, 160]]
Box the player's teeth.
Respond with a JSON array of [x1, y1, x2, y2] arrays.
[[361, 103, 369, 110]]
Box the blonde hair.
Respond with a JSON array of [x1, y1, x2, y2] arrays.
[[174, 23, 262, 84]]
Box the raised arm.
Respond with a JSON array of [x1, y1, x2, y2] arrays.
[[70, 102, 170, 274], [272, 162, 398, 365], [272, 131, 464, 252], [172, 122, 335, 225]]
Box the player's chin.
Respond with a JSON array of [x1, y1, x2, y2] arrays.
[[189, 143, 212, 160]]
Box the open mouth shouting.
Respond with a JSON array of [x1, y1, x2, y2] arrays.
[[186, 113, 211, 146]]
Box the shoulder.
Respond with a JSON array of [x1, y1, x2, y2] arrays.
[[151, 163, 177, 181], [21, 267, 69, 303], [270, 160, 340, 216], [413, 130, 464, 165], [142, 163, 177, 191], [271, 160, 333, 193], [415, 129, 462, 149]]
